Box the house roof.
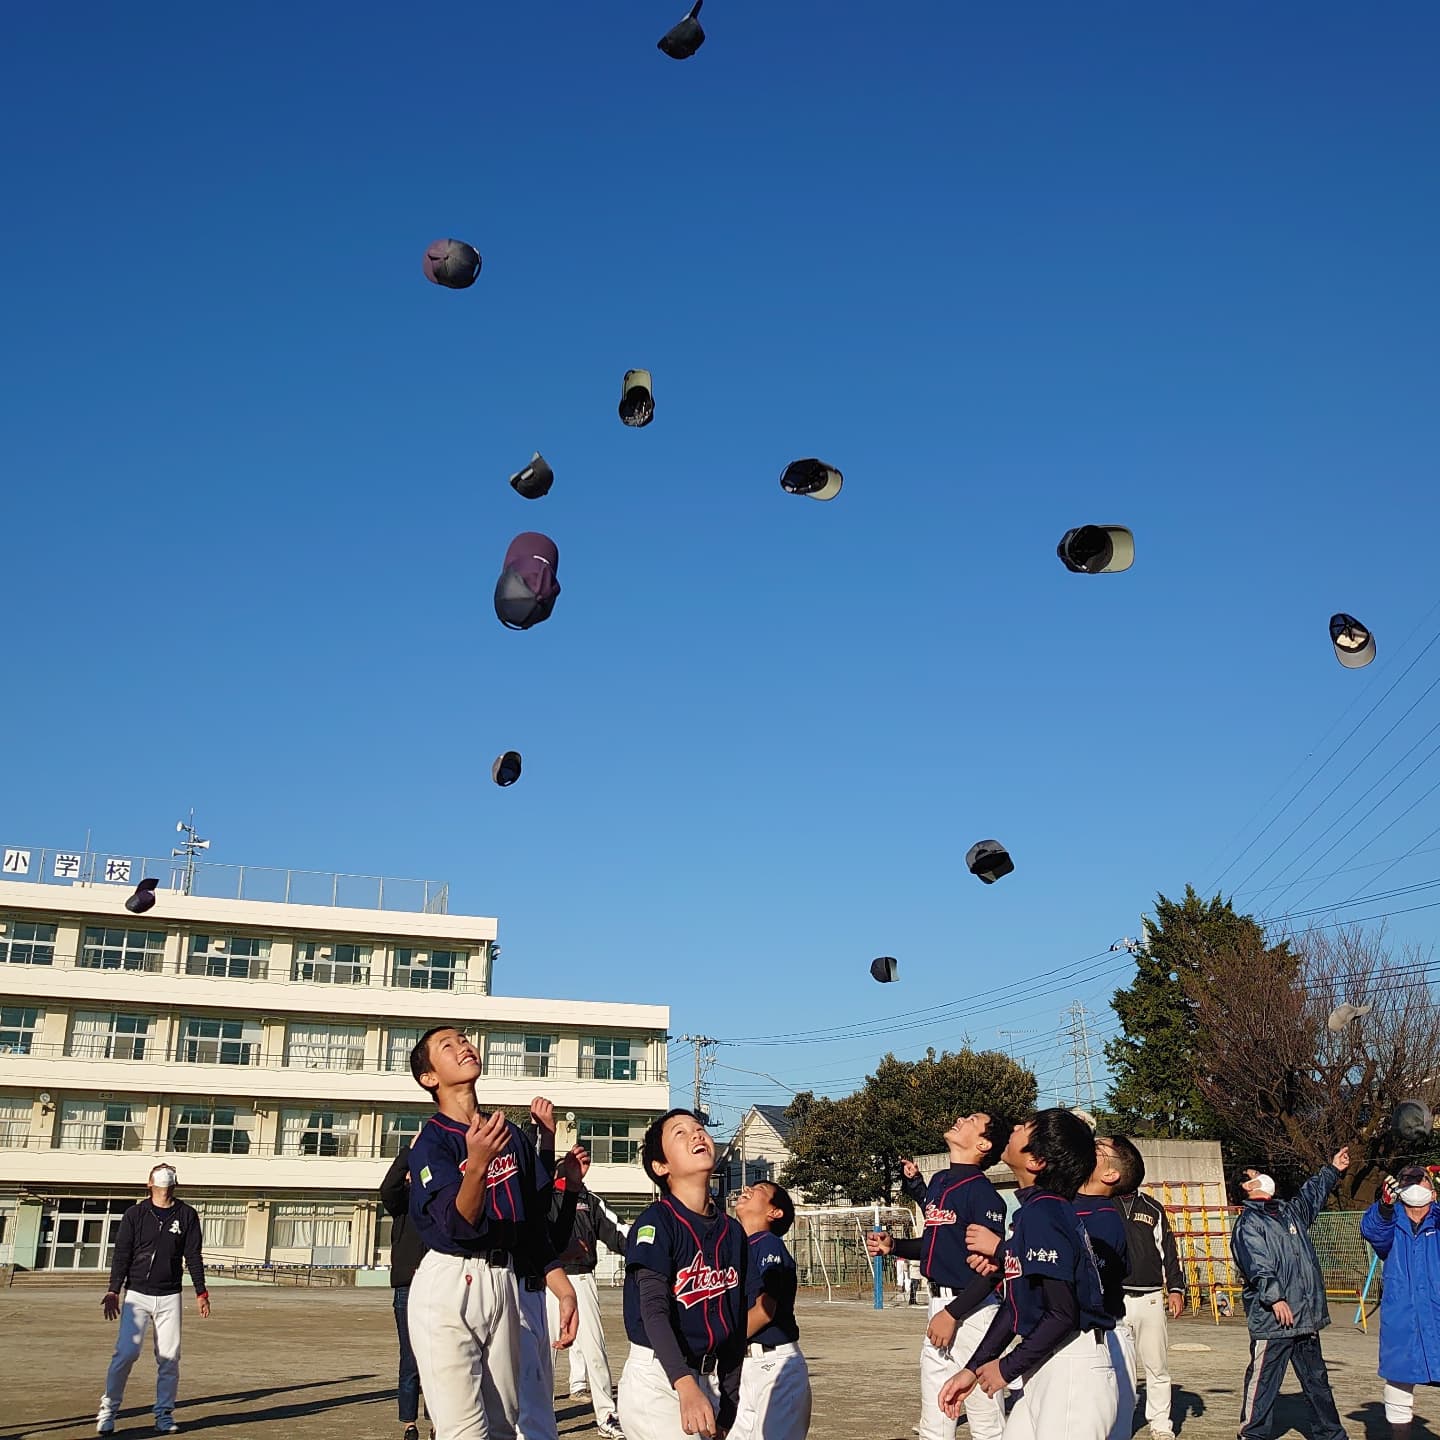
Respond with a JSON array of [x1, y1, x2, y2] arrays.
[[752, 1103, 794, 1141]]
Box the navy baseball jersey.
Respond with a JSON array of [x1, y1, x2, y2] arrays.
[[920, 1163, 1008, 1289], [1001, 1189, 1113, 1336], [1072, 1194, 1130, 1320], [408, 1112, 551, 1258], [623, 1195, 746, 1363], [746, 1230, 800, 1347]]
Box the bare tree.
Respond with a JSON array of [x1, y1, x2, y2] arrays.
[[1191, 924, 1440, 1204]]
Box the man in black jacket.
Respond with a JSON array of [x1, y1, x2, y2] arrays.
[[547, 1147, 629, 1438], [96, 1162, 209, 1435], [380, 1143, 428, 1440]]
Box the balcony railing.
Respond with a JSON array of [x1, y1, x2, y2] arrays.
[[0, 1130, 529, 1162], [0, 1041, 667, 1084]]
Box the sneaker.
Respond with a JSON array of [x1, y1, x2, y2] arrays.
[[154, 1418, 179, 1435], [570, 1386, 590, 1399], [96, 1421, 115, 1436], [404, 1428, 420, 1440], [597, 1418, 625, 1439]]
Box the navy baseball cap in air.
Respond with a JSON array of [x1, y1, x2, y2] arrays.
[[1330, 613, 1376, 669], [870, 956, 898, 984], [1393, 1099, 1433, 1145], [422, 238, 482, 289], [1057, 525, 1134, 574], [619, 370, 655, 428], [492, 752, 523, 787], [966, 840, 1015, 884], [510, 454, 553, 500], [658, 0, 705, 58], [780, 459, 843, 502]]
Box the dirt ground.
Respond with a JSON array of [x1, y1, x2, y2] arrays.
[[0, 1285, 1428, 1440]]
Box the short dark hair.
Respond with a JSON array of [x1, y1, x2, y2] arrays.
[[1024, 1108, 1096, 1200], [642, 1108, 705, 1191], [980, 1112, 1015, 1160], [410, 1025, 462, 1098], [763, 1182, 796, 1237], [1104, 1135, 1145, 1193]]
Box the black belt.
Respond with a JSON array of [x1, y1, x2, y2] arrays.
[[688, 1352, 721, 1375], [482, 1249, 511, 1267]]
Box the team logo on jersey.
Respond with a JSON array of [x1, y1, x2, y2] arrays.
[[986, 1209, 1004, 1225], [637, 1225, 657, 1246], [169, 1220, 181, 1234], [1003, 1251, 1023, 1280], [486, 1152, 519, 1186], [924, 1202, 958, 1227], [673, 1253, 740, 1309], [759, 1251, 781, 1269], [420, 1165, 433, 1187]]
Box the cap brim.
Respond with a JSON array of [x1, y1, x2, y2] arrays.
[[1334, 638, 1376, 668], [1096, 526, 1134, 573]]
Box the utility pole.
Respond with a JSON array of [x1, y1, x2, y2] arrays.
[[679, 1034, 718, 1122], [1061, 1001, 1098, 1112]]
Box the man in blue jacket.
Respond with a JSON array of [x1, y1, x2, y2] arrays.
[[1230, 1146, 1349, 1440], [1360, 1163, 1440, 1437]]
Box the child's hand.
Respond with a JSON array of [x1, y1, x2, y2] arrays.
[[530, 1097, 556, 1136], [926, 1307, 959, 1353], [901, 1158, 919, 1179], [938, 1370, 976, 1417], [466, 1110, 509, 1172], [675, 1375, 717, 1436], [558, 1145, 588, 1186], [545, 1270, 579, 1347], [864, 1231, 893, 1257], [965, 1224, 1000, 1257]]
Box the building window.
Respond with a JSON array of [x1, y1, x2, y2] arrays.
[[385, 1026, 426, 1073], [0, 919, 57, 966], [486, 1034, 552, 1079], [0, 1007, 42, 1056], [577, 1117, 642, 1166], [194, 1201, 246, 1250], [169, 1104, 255, 1154], [0, 1095, 31, 1147], [393, 948, 465, 991], [291, 942, 372, 986], [279, 1109, 361, 1157], [58, 1099, 145, 1152], [176, 1016, 263, 1066], [79, 927, 166, 973], [582, 1037, 637, 1081], [186, 934, 271, 980], [68, 1012, 156, 1061], [381, 1111, 426, 1158], [271, 1204, 352, 1252], [285, 1023, 366, 1071]]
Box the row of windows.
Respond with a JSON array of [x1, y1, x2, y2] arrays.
[[0, 1009, 648, 1078], [0, 923, 482, 992], [0, 1096, 646, 1165]]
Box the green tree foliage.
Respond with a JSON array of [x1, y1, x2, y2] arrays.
[[1105, 885, 1295, 1137], [781, 1048, 1038, 1204]]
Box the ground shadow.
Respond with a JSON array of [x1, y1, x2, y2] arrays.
[[181, 1386, 395, 1431], [1167, 1386, 1208, 1433], [1347, 1399, 1439, 1440], [1, 1376, 379, 1440]]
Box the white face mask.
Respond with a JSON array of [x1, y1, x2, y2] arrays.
[[1248, 1173, 1276, 1198], [1399, 1184, 1434, 1207], [151, 1168, 177, 1189]]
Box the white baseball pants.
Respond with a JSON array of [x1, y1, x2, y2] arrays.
[[1003, 1328, 1118, 1440], [922, 1295, 1005, 1440], [407, 1250, 520, 1440], [97, 1291, 182, 1424], [512, 1276, 558, 1440], [618, 1344, 722, 1440], [1385, 1381, 1416, 1423], [547, 1271, 617, 1421], [1122, 1290, 1174, 1435], [729, 1341, 811, 1440], [1104, 1327, 1136, 1440]]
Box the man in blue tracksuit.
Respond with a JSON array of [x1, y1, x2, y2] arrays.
[[1360, 1163, 1440, 1436], [1230, 1146, 1350, 1440]]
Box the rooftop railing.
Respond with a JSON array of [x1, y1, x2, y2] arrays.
[[0, 846, 451, 915]]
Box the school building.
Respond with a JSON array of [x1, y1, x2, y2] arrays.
[[0, 842, 670, 1274]]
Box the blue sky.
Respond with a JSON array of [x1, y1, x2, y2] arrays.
[[4, 3, 1439, 1133]]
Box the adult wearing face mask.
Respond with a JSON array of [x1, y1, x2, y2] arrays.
[[1230, 1148, 1349, 1440], [1360, 1164, 1440, 1437], [95, 1162, 210, 1435]]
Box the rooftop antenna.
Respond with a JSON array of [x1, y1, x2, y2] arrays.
[[171, 809, 211, 896]]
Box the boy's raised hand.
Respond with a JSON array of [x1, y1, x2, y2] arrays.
[[530, 1097, 556, 1137], [467, 1109, 509, 1172], [558, 1145, 589, 1186]]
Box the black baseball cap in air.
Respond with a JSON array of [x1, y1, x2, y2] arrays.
[[966, 840, 1014, 884], [492, 752, 523, 787], [1393, 1099, 1433, 1146], [422, 238, 482, 289], [510, 453, 554, 500], [780, 459, 843, 502], [126, 878, 160, 914], [619, 370, 654, 428], [870, 956, 898, 984], [1057, 525, 1135, 574], [658, 0, 705, 58], [1330, 613, 1376, 669]]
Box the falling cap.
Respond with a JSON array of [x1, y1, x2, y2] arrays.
[[125, 878, 160, 915], [780, 459, 843, 502], [1392, 1099, 1434, 1146], [965, 840, 1015, 885], [422, 238, 482, 290], [619, 370, 654, 428], [658, 0, 705, 59], [869, 956, 898, 984], [492, 751, 523, 787], [510, 453, 554, 500], [1326, 1001, 1372, 1032], [1330, 613, 1376, 669], [494, 532, 562, 631], [1057, 525, 1135, 575]]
